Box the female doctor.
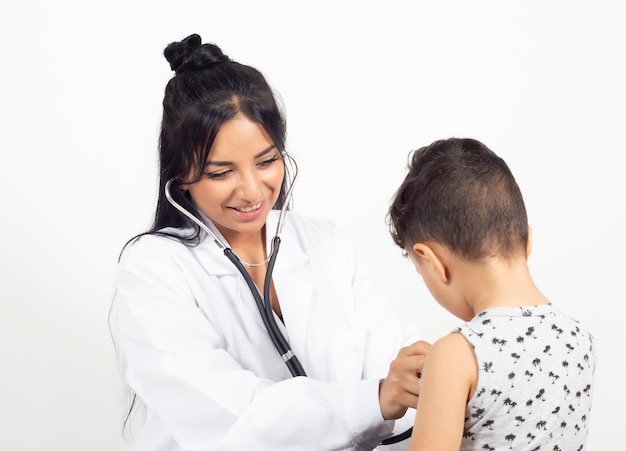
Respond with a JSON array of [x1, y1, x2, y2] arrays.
[[114, 34, 429, 450]]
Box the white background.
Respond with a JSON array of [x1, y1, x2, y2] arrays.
[[1, 1, 624, 449]]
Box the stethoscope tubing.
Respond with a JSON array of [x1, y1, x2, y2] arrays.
[[224, 237, 306, 377]]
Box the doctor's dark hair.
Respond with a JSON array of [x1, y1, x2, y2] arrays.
[[113, 34, 292, 436], [387, 137, 528, 260], [150, 33, 289, 245]]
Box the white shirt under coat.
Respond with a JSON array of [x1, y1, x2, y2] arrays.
[[115, 210, 420, 450]]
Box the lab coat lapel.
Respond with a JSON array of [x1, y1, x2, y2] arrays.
[[194, 211, 314, 349], [189, 212, 239, 276], [194, 234, 240, 276], [194, 223, 269, 331], [267, 212, 314, 362]]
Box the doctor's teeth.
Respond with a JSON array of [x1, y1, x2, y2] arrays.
[[238, 202, 261, 212]]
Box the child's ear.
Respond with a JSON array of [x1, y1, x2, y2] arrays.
[[526, 225, 533, 259], [412, 243, 448, 283]]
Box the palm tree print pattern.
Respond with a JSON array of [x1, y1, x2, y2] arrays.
[[457, 304, 595, 450]]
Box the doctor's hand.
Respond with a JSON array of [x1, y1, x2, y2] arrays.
[[378, 340, 431, 420]]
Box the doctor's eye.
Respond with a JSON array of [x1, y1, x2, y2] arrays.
[[204, 169, 232, 179], [258, 155, 280, 168]]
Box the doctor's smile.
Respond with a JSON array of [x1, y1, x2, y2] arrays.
[[231, 200, 266, 220]]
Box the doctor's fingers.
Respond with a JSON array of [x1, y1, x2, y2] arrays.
[[378, 373, 421, 418], [387, 357, 422, 392], [397, 340, 432, 359], [394, 341, 431, 375]]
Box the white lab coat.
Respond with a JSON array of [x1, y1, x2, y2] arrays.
[[115, 210, 420, 451]]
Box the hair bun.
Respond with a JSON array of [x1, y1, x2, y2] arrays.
[[164, 34, 230, 74]]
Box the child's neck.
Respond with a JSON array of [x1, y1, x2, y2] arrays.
[[458, 257, 549, 315]]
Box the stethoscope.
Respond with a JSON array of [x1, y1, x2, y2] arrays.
[[164, 151, 410, 445]]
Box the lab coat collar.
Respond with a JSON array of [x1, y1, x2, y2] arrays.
[[193, 210, 309, 276], [265, 209, 309, 270]]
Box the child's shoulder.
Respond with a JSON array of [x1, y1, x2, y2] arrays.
[[431, 331, 476, 366], [425, 331, 478, 385]]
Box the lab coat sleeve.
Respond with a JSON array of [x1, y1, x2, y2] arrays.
[[115, 235, 396, 451]]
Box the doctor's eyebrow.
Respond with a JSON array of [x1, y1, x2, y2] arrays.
[[204, 145, 278, 167]]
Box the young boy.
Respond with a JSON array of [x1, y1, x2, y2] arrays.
[[388, 138, 595, 450]]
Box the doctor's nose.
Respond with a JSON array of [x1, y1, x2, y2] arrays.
[[236, 171, 264, 201]]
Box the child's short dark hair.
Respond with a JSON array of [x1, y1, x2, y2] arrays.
[[388, 138, 528, 260]]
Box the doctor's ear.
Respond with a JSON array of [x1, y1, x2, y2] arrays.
[[167, 178, 190, 192], [412, 243, 449, 283], [175, 176, 193, 191]]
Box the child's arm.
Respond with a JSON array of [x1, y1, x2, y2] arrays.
[[408, 331, 477, 451]]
